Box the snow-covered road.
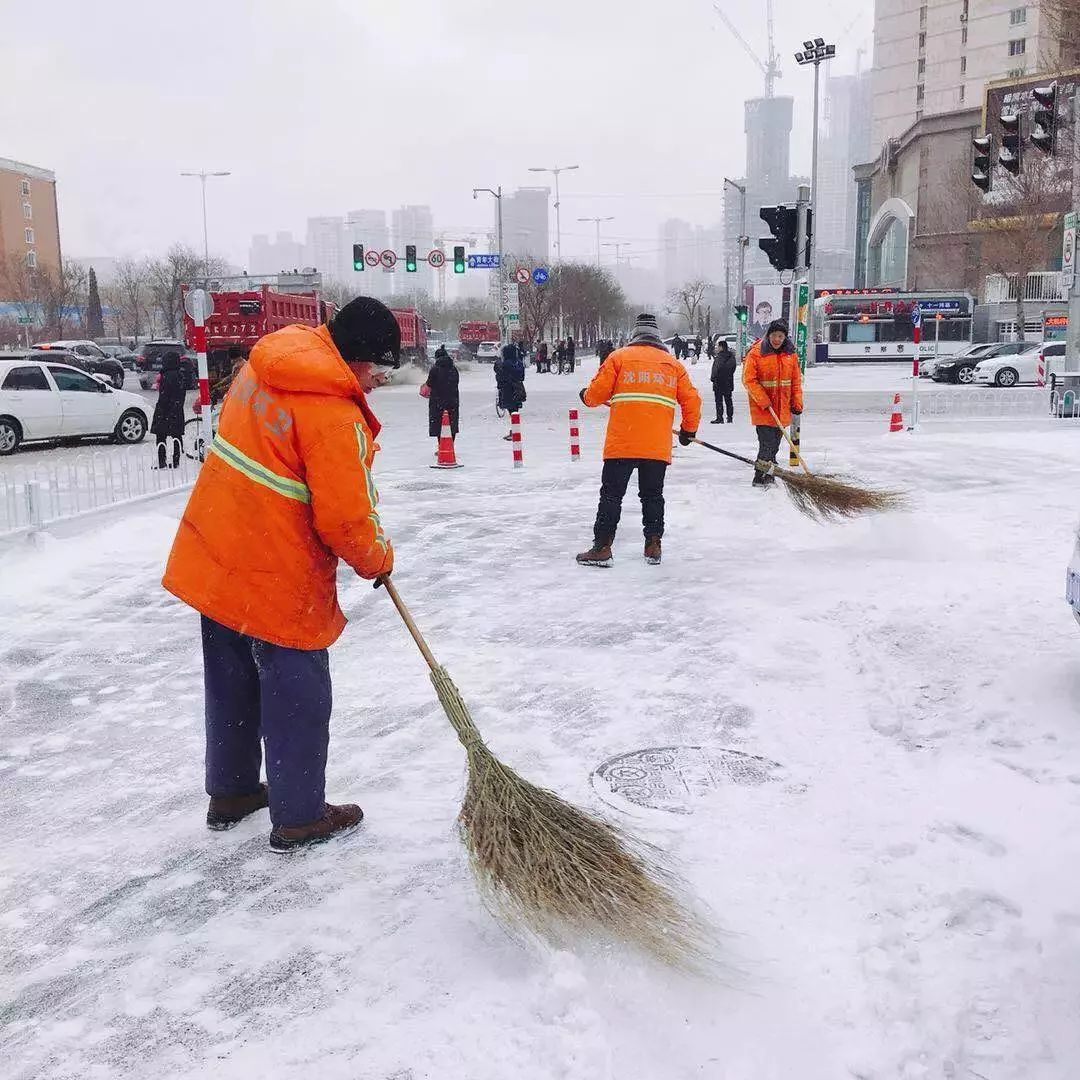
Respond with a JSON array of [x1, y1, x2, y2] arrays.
[[3, 359, 1080, 1079]]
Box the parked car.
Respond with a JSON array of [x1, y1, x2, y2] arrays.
[[973, 340, 1066, 387], [99, 344, 138, 370], [31, 341, 125, 389], [922, 342, 1000, 381], [475, 341, 501, 363], [136, 340, 196, 390], [0, 356, 151, 455]]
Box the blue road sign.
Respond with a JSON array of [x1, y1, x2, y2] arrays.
[[917, 298, 962, 313], [911, 306, 921, 328], [532, 266, 550, 285], [467, 254, 501, 270]]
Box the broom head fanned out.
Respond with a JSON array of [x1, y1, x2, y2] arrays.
[[429, 664, 712, 969], [763, 462, 907, 521]]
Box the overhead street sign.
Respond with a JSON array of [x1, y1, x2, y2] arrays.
[[467, 253, 500, 270], [364, 249, 381, 268], [380, 249, 397, 269], [532, 267, 549, 285], [428, 249, 446, 269], [917, 299, 961, 313], [514, 267, 530, 285]]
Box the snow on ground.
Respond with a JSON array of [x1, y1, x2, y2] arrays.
[[3, 358, 1080, 1079]]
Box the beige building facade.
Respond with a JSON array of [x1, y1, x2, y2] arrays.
[[0, 157, 61, 279]]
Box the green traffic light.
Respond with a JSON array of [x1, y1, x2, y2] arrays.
[[453, 245, 466, 274], [405, 244, 417, 273], [352, 243, 364, 271]]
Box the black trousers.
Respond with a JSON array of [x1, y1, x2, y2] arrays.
[[713, 386, 734, 421], [593, 458, 668, 543], [753, 425, 783, 486], [156, 436, 181, 469]]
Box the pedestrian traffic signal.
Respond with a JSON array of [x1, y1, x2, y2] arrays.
[[999, 111, 1021, 175], [972, 133, 994, 191], [734, 304, 748, 324], [453, 245, 466, 274], [759, 205, 798, 272], [1031, 82, 1057, 154], [405, 244, 417, 273], [352, 243, 364, 271]]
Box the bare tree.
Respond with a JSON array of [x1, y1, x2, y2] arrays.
[[113, 258, 151, 345], [974, 155, 1070, 340], [147, 245, 204, 338], [38, 260, 88, 337], [665, 279, 712, 333], [0, 253, 41, 333]]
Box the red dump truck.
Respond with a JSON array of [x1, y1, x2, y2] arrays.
[[390, 307, 429, 366], [458, 321, 500, 356]]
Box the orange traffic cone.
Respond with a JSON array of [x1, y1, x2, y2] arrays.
[[888, 393, 903, 433], [431, 410, 463, 469]]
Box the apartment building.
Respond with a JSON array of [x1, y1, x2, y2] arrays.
[[0, 157, 61, 279]]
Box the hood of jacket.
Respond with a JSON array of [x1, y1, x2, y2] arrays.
[[435, 351, 454, 370], [249, 323, 362, 400]]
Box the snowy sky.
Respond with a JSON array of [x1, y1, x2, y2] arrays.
[[6, 0, 872, 267]]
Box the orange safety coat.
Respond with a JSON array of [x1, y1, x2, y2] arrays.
[[162, 323, 393, 650], [742, 339, 804, 427], [582, 344, 701, 463]]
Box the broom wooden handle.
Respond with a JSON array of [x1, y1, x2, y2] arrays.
[[670, 428, 757, 468], [767, 405, 812, 476], [379, 577, 440, 674]]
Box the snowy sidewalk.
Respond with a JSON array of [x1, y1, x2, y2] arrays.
[[3, 369, 1080, 1079]]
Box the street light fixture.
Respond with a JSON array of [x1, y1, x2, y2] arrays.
[[180, 170, 231, 280], [473, 185, 506, 343], [529, 164, 579, 338], [794, 35, 836, 367], [578, 216, 614, 268]]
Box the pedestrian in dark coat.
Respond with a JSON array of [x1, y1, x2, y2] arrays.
[[494, 344, 526, 438], [426, 346, 460, 442], [566, 336, 576, 373], [151, 352, 187, 468], [672, 333, 685, 360], [709, 340, 737, 424]]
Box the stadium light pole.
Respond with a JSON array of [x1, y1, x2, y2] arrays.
[[529, 164, 579, 339], [180, 170, 231, 280], [794, 38, 836, 366]]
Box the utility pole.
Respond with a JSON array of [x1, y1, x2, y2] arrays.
[[725, 177, 747, 358], [579, 216, 614, 267], [795, 37, 836, 367], [529, 164, 579, 340], [180, 170, 231, 280], [473, 186, 505, 342], [1067, 95, 1080, 374]]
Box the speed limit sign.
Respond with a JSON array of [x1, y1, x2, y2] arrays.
[[428, 249, 446, 269], [515, 267, 530, 285]]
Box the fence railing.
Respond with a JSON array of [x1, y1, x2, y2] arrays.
[[0, 439, 198, 537], [983, 271, 1067, 304], [913, 386, 1080, 421]]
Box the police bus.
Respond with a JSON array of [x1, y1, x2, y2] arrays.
[[813, 289, 974, 363]]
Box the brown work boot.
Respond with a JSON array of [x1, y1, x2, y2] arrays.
[[206, 783, 269, 831], [576, 541, 614, 568], [269, 802, 364, 853], [644, 537, 662, 565]]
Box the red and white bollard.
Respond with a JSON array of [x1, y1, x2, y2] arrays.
[[1036, 350, 1047, 388], [192, 319, 210, 415], [510, 411, 523, 469], [569, 408, 580, 461]]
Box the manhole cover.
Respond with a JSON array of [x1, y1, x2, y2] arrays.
[[590, 745, 784, 816]]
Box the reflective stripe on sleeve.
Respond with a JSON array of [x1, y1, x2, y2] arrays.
[[609, 392, 677, 409], [211, 436, 310, 504], [353, 423, 389, 551]]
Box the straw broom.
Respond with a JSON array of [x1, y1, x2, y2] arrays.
[[378, 577, 710, 968], [678, 419, 905, 522]]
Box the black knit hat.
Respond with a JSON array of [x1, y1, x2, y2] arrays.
[[629, 312, 663, 346], [766, 318, 789, 336], [329, 296, 401, 367]]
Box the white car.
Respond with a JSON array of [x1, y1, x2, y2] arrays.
[[1067, 519, 1080, 630], [973, 340, 1066, 387], [0, 357, 151, 455], [475, 341, 501, 363]]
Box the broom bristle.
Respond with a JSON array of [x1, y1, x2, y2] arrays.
[[430, 666, 711, 968], [775, 467, 907, 521]]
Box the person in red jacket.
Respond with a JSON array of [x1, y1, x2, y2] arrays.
[[741, 318, 803, 487], [575, 313, 701, 567], [163, 296, 399, 852]]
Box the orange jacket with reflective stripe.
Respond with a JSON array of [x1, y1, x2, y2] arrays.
[[742, 339, 804, 427], [582, 343, 702, 463], [162, 323, 393, 650]]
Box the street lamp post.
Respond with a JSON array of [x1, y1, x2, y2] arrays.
[[578, 217, 615, 268], [604, 241, 631, 264], [724, 177, 747, 359], [180, 170, 231, 280], [529, 164, 579, 339], [473, 185, 505, 343], [795, 38, 836, 367]]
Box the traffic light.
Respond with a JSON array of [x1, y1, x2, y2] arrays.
[[999, 110, 1021, 175], [453, 245, 466, 274], [352, 243, 364, 271], [972, 133, 994, 191], [803, 208, 813, 269], [734, 304, 748, 325], [1031, 81, 1057, 154], [759, 205, 798, 271], [405, 244, 417, 272]]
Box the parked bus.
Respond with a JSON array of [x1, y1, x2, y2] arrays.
[[814, 289, 974, 363]]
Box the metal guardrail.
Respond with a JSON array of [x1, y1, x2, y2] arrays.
[[983, 271, 1066, 304], [0, 438, 198, 537]]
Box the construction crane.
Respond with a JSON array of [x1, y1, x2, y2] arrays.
[[432, 227, 495, 303], [713, 0, 781, 98]]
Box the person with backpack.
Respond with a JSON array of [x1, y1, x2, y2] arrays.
[[710, 339, 737, 424]]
